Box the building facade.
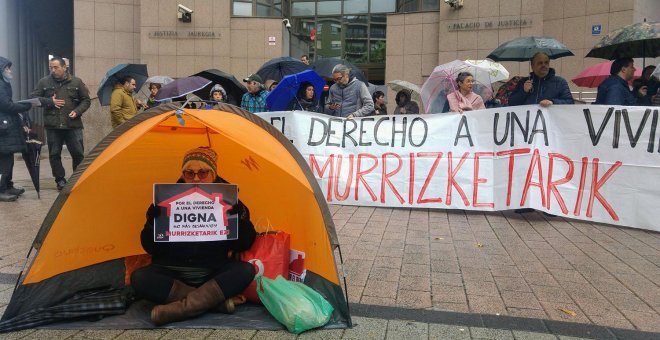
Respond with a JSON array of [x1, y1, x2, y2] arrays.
[[0, 0, 658, 149]]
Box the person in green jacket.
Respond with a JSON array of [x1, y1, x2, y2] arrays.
[[110, 75, 144, 128]]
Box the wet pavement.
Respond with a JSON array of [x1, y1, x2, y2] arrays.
[[0, 152, 659, 339]]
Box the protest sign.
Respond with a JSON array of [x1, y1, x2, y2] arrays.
[[257, 105, 660, 232], [154, 183, 238, 242]]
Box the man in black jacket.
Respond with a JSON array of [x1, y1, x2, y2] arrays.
[[0, 57, 34, 201], [31, 57, 90, 191], [508, 52, 574, 107]]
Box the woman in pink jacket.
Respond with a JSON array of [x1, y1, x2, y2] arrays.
[[447, 72, 485, 113]]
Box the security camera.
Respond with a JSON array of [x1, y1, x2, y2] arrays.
[[178, 4, 193, 14], [445, 0, 463, 8], [177, 4, 193, 22], [282, 19, 292, 29]]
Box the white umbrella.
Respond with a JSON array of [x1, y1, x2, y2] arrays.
[[387, 80, 422, 105], [464, 59, 510, 82]]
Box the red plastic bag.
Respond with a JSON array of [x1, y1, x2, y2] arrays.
[[241, 231, 290, 303]]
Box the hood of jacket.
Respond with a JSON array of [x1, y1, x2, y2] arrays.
[[0, 57, 11, 72], [209, 84, 227, 100]]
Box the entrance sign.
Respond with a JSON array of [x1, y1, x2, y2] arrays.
[[154, 183, 238, 242], [258, 105, 660, 232]]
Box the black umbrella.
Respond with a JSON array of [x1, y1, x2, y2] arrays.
[[192, 69, 247, 106], [22, 139, 42, 199], [255, 57, 311, 82], [97, 64, 149, 106], [154, 76, 211, 101], [311, 58, 368, 83], [487, 36, 574, 61], [586, 21, 659, 61]]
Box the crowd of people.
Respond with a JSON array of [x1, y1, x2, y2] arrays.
[[1, 53, 658, 203]]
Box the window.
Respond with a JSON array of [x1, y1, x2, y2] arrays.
[[396, 0, 439, 12], [371, 0, 396, 13], [318, 0, 341, 15], [292, 1, 315, 16], [343, 0, 368, 14], [232, 0, 282, 17]]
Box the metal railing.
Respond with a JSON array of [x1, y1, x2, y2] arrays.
[[572, 91, 597, 104]]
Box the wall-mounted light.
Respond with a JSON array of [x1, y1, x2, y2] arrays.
[[178, 4, 193, 23], [282, 18, 292, 29], [444, 0, 464, 9]]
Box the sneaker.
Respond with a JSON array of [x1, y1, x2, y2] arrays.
[[5, 186, 25, 196], [0, 192, 18, 202], [56, 179, 67, 191]]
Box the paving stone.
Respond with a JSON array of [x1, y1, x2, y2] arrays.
[[251, 330, 297, 339], [396, 290, 432, 309], [361, 295, 397, 306], [114, 330, 169, 339], [501, 291, 542, 310], [401, 263, 430, 277], [428, 324, 470, 339], [344, 318, 390, 340], [530, 285, 574, 303], [431, 272, 464, 287], [0, 329, 38, 339], [159, 329, 214, 339], [399, 276, 430, 292], [506, 307, 549, 319], [432, 284, 467, 304], [470, 326, 515, 339], [71, 329, 127, 339], [19, 329, 81, 339], [431, 302, 471, 313], [386, 320, 428, 340], [494, 276, 532, 292], [465, 280, 500, 297], [539, 301, 591, 324], [364, 279, 398, 298], [468, 295, 507, 314], [619, 310, 660, 332], [297, 328, 343, 339]]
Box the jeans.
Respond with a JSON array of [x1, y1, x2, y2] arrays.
[[46, 129, 84, 181], [0, 152, 14, 191]]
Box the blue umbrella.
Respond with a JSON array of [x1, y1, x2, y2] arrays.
[[266, 70, 325, 111], [154, 76, 211, 101], [97, 64, 148, 106]]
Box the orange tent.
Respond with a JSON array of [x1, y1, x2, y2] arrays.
[[1, 103, 350, 330]]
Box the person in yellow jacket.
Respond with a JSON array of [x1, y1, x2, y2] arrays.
[[110, 75, 143, 128]]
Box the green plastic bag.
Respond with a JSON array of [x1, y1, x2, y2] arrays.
[[256, 275, 334, 334]]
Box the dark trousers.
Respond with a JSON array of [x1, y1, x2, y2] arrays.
[[46, 128, 84, 181], [0, 152, 14, 191], [130, 261, 255, 304]]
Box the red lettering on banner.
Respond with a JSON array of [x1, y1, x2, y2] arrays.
[[587, 158, 621, 221], [416, 152, 443, 204], [473, 152, 495, 208], [355, 153, 378, 201], [546, 153, 574, 214], [446, 152, 470, 206], [520, 148, 546, 208], [495, 148, 530, 207], [381, 153, 405, 203], [409, 153, 415, 204], [309, 154, 335, 201], [573, 157, 588, 216], [334, 155, 354, 201]]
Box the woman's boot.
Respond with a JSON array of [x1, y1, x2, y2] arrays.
[[165, 280, 195, 303], [151, 279, 225, 325]]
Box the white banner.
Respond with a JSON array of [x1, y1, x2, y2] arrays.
[[257, 105, 660, 232]]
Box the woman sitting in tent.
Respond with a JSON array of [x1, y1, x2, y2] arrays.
[[287, 81, 322, 113], [447, 72, 485, 113], [131, 146, 256, 326], [393, 89, 419, 114]]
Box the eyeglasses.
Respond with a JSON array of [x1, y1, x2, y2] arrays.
[[182, 169, 211, 180], [333, 75, 343, 82]]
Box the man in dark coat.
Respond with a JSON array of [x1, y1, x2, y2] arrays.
[[31, 57, 90, 191], [594, 58, 637, 106], [508, 52, 574, 107], [0, 57, 33, 202]]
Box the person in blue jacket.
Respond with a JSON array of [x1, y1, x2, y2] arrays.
[[508, 52, 574, 107], [594, 58, 637, 106]]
